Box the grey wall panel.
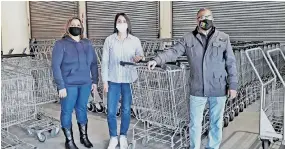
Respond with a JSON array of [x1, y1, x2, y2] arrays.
[[173, 1, 285, 44], [86, 1, 159, 40], [30, 1, 78, 39]]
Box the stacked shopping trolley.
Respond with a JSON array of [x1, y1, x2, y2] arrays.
[[1, 44, 60, 149], [245, 45, 285, 149]]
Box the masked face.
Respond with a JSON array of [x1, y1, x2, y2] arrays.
[[69, 27, 82, 36], [199, 19, 213, 30], [69, 19, 82, 36], [197, 11, 214, 31], [116, 15, 128, 33], [116, 23, 128, 33]]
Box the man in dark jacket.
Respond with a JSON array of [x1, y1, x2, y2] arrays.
[[148, 8, 238, 149]]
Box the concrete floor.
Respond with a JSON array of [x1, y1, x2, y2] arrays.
[[5, 98, 282, 149]]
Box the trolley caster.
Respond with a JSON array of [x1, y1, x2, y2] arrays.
[[50, 127, 60, 137], [234, 107, 239, 116], [131, 108, 136, 118], [261, 140, 270, 149], [87, 103, 95, 112], [27, 128, 34, 136], [239, 103, 244, 112], [223, 117, 229, 127], [36, 113, 44, 120], [37, 132, 47, 142], [128, 141, 136, 149], [229, 111, 235, 121], [95, 103, 104, 113], [142, 137, 148, 146], [244, 101, 249, 109]]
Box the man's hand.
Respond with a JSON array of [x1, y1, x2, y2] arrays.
[[91, 84, 97, 94], [147, 60, 157, 70], [58, 88, 67, 98], [228, 90, 237, 100], [133, 56, 143, 63]]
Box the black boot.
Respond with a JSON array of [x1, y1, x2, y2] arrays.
[[78, 122, 93, 148], [62, 127, 79, 149]]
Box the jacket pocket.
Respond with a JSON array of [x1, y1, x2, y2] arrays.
[[213, 71, 227, 90], [211, 42, 226, 58]]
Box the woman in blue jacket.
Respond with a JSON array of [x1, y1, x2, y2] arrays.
[[52, 17, 98, 149]]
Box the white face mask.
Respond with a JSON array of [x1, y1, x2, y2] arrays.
[[116, 23, 128, 33]]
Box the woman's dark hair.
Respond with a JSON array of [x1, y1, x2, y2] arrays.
[[113, 13, 132, 35]]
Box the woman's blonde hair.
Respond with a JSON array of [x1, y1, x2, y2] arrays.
[[63, 17, 84, 39]]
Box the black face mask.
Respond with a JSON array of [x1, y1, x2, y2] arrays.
[[69, 27, 82, 36], [199, 19, 213, 30]]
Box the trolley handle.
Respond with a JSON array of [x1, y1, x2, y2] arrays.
[[1, 53, 35, 59], [120, 60, 187, 68]]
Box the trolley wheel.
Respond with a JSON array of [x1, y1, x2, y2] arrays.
[[239, 103, 244, 112], [244, 101, 248, 109], [128, 141, 136, 149], [37, 132, 47, 142], [223, 117, 229, 127], [142, 137, 148, 146], [131, 108, 136, 118], [50, 127, 60, 137], [95, 103, 104, 113], [27, 128, 34, 136], [262, 140, 270, 149], [87, 103, 95, 112], [229, 111, 234, 121], [234, 107, 239, 116], [36, 113, 44, 120]]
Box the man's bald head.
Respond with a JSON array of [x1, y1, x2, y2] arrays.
[[197, 8, 213, 19]]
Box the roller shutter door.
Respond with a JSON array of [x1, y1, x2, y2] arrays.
[[173, 1, 285, 44], [29, 1, 79, 39], [86, 1, 159, 40]]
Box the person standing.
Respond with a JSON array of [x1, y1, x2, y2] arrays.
[[101, 13, 144, 149], [52, 17, 98, 149], [147, 8, 238, 149]]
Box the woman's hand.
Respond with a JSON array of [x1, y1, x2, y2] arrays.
[[103, 83, 108, 93], [133, 56, 143, 63], [58, 88, 67, 98], [91, 84, 97, 94]]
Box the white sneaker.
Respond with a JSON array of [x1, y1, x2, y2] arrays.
[[120, 135, 128, 149], [107, 137, 118, 149]]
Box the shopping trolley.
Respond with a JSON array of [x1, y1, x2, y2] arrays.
[[142, 38, 180, 58], [119, 61, 190, 149], [245, 47, 285, 149], [2, 52, 61, 142], [1, 60, 38, 148]]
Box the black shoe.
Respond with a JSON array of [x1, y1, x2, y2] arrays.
[[78, 122, 93, 148], [62, 127, 79, 149]]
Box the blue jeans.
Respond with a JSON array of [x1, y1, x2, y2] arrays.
[[189, 95, 227, 149], [60, 84, 91, 129], [107, 82, 132, 137]]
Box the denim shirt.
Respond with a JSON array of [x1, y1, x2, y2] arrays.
[[101, 33, 144, 84]]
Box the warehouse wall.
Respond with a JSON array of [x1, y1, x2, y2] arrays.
[[159, 1, 172, 38], [1, 1, 30, 54]]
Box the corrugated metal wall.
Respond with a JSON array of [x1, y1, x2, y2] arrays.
[[173, 1, 285, 44], [86, 1, 159, 40], [29, 1, 79, 39]]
